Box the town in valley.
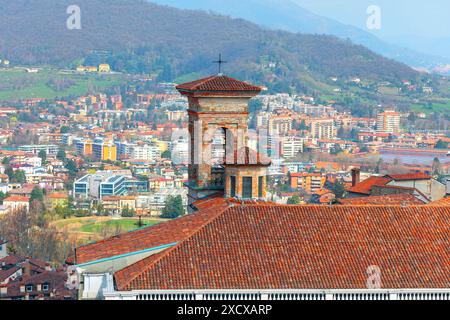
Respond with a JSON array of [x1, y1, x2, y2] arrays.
[[0, 0, 448, 303]]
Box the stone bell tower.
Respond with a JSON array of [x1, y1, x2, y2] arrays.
[[176, 74, 270, 206]]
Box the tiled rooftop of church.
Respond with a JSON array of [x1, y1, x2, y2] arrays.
[[114, 204, 449, 291], [176, 75, 262, 92]]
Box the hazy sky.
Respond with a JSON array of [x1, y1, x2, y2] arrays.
[[294, 0, 450, 39]]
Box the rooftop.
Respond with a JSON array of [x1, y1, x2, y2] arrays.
[[67, 199, 231, 265], [338, 194, 426, 206], [348, 173, 435, 195], [386, 173, 432, 181], [3, 196, 30, 203], [176, 75, 261, 94], [114, 205, 449, 291], [427, 197, 450, 207]]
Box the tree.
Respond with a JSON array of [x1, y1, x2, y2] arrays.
[[287, 195, 301, 205], [161, 195, 185, 219], [30, 187, 45, 204], [0, 191, 7, 204], [161, 150, 171, 159], [337, 127, 345, 139], [38, 150, 47, 163], [13, 170, 27, 183], [65, 160, 78, 180], [376, 158, 384, 174], [60, 126, 70, 134], [298, 119, 307, 131], [435, 139, 448, 149], [0, 204, 75, 264], [53, 205, 72, 219], [4, 166, 14, 180], [57, 148, 66, 161], [432, 157, 442, 176], [407, 112, 416, 123], [330, 180, 346, 199], [359, 145, 369, 153], [121, 206, 136, 217]]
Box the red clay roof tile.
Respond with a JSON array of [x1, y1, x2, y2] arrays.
[[338, 194, 426, 206], [115, 205, 450, 290], [427, 197, 450, 207], [68, 201, 231, 265], [348, 176, 391, 195], [386, 173, 432, 181], [176, 75, 261, 93]]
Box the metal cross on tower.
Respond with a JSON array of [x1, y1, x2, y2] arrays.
[[213, 53, 227, 75]]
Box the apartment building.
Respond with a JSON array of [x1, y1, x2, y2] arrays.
[[309, 118, 335, 139], [281, 136, 304, 159], [18, 145, 59, 156], [74, 173, 126, 199], [290, 172, 326, 194], [129, 144, 161, 162], [376, 110, 401, 134]]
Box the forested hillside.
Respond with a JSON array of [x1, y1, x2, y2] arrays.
[[0, 0, 423, 93]]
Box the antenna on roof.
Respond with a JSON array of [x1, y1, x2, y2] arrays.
[[213, 53, 227, 76]]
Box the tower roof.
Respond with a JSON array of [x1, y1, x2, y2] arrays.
[[176, 75, 261, 94]]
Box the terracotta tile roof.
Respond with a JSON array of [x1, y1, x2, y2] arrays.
[[347, 176, 391, 195], [0, 254, 23, 266], [47, 193, 68, 199], [0, 265, 21, 283], [386, 173, 432, 181], [1, 271, 76, 300], [3, 196, 30, 203], [191, 194, 225, 210], [338, 194, 426, 206], [176, 75, 261, 93], [115, 205, 449, 291], [427, 197, 450, 207], [67, 200, 232, 265]]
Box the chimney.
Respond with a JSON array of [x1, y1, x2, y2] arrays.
[[351, 168, 361, 187], [0, 285, 7, 296]]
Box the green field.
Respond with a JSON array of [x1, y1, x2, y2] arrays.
[[0, 67, 127, 101], [78, 218, 161, 233], [411, 102, 450, 114], [52, 216, 166, 243]]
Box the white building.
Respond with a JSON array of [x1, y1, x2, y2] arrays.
[[281, 136, 304, 159], [309, 118, 335, 139], [129, 144, 160, 162], [376, 110, 400, 134]]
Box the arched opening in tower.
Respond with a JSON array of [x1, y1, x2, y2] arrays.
[[211, 127, 227, 168]]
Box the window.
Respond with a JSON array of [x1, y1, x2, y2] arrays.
[[26, 285, 33, 292], [242, 177, 253, 199], [258, 176, 264, 198], [42, 284, 49, 291], [230, 176, 236, 197]]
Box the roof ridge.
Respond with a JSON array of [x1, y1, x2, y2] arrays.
[[175, 75, 215, 88], [116, 203, 234, 290]]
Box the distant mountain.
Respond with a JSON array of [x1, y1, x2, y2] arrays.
[[0, 0, 422, 94], [383, 35, 450, 60], [150, 0, 450, 69]]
